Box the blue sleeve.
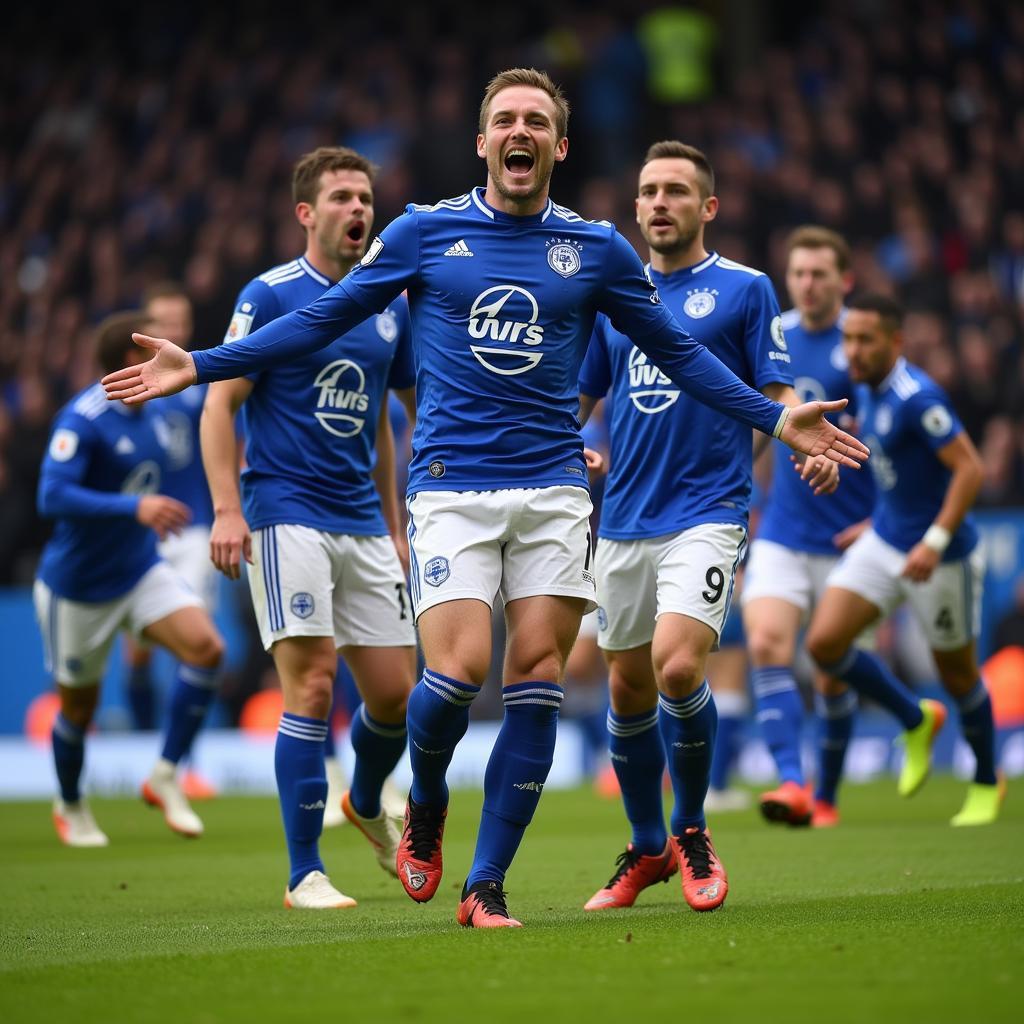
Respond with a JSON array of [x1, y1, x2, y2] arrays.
[[192, 213, 419, 384], [37, 414, 140, 520], [386, 297, 417, 391], [596, 231, 785, 435], [223, 279, 278, 384], [744, 276, 793, 390], [904, 387, 964, 454], [578, 316, 613, 398]]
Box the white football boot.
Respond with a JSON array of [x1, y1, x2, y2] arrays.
[[323, 757, 347, 828], [142, 758, 204, 837], [341, 791, 401, 877], [53, 798, 109, 847], [284, 870, 357, 909], [380, 775, 408, 823], [704, 787, 752, 812]]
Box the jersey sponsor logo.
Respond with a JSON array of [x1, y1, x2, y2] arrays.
[[121, 460, 162, 495], [360, 236, 384, 266], [290, 592, 315, 618], [424, 556, 450, 587], [921, 404, 953, 438], [49, 428, 79, 462], [225, 302, 255, 343], [428, 460, 445, 478], [467, 285, 545, 375], [684, 288, 717, 318], [546, 238, 582, 278], [627, 346, 679, 415], [793, 375, 827, 405], [443, 239, 474, 257], [375, 310, 398, 342], [314, 360, 370, 437], [770, 314, 787, 350]]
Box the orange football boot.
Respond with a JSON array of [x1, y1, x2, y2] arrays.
[[811, 798, 840, 828], [396, 797, 447, 902], [759, 780, 813, 826], [457, 881, 522, 928], [584, 842, 677, 911], [671, 826, 728, 912]]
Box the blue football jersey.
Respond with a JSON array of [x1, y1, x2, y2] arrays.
[[858, 358, 977, 561], [152, 385, 213, 527], [224, 256, 415, 534], [192, 189, 787, 497], [36, 385, 168, 601], [580, 253, 792, 539], [756, 310, 875, 554]]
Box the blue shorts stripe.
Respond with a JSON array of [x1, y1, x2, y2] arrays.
[[270, 526, 284, 629]]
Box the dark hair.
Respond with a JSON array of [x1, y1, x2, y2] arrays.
[[292, 147, 376, 206], [94, 310, 153, 374], [141, 280, 189, 308], [785, 225, 852, 273], [479, 68, 570, 139], [846, 292, 904, 331], [642, 140, 715, 198]]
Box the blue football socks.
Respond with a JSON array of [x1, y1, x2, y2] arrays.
[[160, 663, 219, 765], [814, 690, 857, 805], [52, 712, 85, 803], [607, 706, 667, 855], [276, 712, 328, 890], [349, 704, 407, 818], [957, 681, 997, 785], [658, 681, 718, 834], [820, 649, 923, 731], [752, 666, 805, 785]]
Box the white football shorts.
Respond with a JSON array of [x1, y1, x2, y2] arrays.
[[159, 525, 217, 611], [741, 538, 839, 617], [248, 524, 415, 651], [34, 561, 203, 686], [405, 485, 596, 621], [596, 523, 747, 651], [826, 528, 984, 651]]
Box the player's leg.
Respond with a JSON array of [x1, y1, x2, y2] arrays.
[[33, 579, 118, 846], [808, 531, 945, 798], [705, 634, 751, 811], [811, 671, 857, 827], [905, 549, 1002, 825], [122, 637, 155, 730], [742, 540, 813, 822], [138, 600, 224, 837], [399, 489, 504, 905]]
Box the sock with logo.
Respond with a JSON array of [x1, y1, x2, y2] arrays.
[[709, 690, 748, 791], [659, 682, 718, 835], [465, 682, 563, 888], [407, 669, 481, 808], [752, 666, 805, 785], [818, 649, 923, 731], [160, 663, 220, 764], [607, 706, 667, 856], [126, 663, 156, 730], [52, 713, 85, 803], [349, 704, 408, 818], [276, 713, 329, 890], [957, 681, 997, 785], [814, 690, 858, 805]]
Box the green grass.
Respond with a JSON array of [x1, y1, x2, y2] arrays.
[[1, 779, 1021, 1024]]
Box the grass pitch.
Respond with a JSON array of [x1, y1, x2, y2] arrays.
[[1, 779, 1021, 1024]]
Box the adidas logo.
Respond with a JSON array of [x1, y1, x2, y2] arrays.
[[513, 781, 544, 793], [115, 436, 135, 454], [443, 239, 474, 257], [299, 800, 326, 810]]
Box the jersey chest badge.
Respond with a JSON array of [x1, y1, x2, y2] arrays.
[[684, 288, 717, 318], [546, 237, 583, 278]]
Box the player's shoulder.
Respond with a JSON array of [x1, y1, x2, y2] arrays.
[[405, 192, 474, 217], [779, 308, 802, 331], [67, 383, 110, 424], [254, 258, 321, 291], [711, 254, 766, 279], [547, 199, 614, 236]]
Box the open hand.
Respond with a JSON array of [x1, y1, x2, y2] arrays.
[[102, 334, 197, 404], [779, 400, 870, 469]]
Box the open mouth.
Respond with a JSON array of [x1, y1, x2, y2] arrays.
[[346, 222, 365, 243], [649, 216, 674, 229], [503, 148, 535, 176]]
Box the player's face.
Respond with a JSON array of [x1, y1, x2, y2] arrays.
[[636, 158, 717, 254], [145, 296, 193, 349], [786, 246, 849, 323], [304, 169, 374, 264], [477, 86, 568, 204], [842, 309, 899, 385]]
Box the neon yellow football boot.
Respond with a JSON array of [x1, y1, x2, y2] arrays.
[[951, 775, 1006, 827], [897, 699, 947, 797]]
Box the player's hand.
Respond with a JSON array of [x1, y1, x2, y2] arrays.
[[136, 495, 191, 540], [101, 334, 197, 404], [779, 400, 870, 469], [210, 509, 253, 580], [391, 530, 411, 577], [833, 518, 870, 551], [584, 447, 605, 478], [793, 453, 840, 495], [902, 541, 940, 582]]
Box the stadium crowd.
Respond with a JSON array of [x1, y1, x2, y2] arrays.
[[2, 0, 1023, 593]]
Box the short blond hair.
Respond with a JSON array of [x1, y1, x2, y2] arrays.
[[478, 68, 570, 139], [785, 225, 851, 273]]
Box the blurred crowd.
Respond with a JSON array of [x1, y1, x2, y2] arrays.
[[2, 0, 1024, 585]]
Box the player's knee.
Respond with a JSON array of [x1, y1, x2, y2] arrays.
[[291, 669, 334, 719], [746, 626, 791, 668], [509, 649, 564, 685], [188, 630, 225, 670], [656, 650, 705, 697], [806, 626, 846, 670]]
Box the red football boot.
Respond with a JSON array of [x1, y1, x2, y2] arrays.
[[584, 843, 677, 911], [811, 798, 840, 828], [396, 797, 447, 902], [759, 780, 813, 827], [457, 881, 523, 928], [671, 826, 728, 912]]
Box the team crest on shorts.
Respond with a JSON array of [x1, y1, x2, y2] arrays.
[[290, 592, 315, 618], [428, 460, 445, 478], [684, 289, 717, 318], [596, 607, 608, 631], [546, 238, 582, 278], [424, 557, 450, 587]]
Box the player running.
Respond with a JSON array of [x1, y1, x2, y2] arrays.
[[102, 68, 868, 928], [806, 294, 1002, 827], [36, 311, 225, 846], [201, 147, 418, 909], [742, 227, 876, 828], [578, 141, 836, 914]]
